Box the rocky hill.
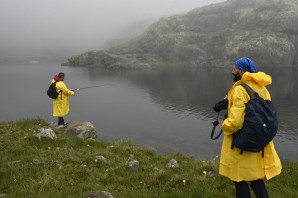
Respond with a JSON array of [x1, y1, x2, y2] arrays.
[[63, 0, 298, 68]]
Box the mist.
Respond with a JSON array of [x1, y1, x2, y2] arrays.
[[0, 0, 225, 62]]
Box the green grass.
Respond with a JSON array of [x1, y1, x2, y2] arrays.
[[0, 119, 297, 197]]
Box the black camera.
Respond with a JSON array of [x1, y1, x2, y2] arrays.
[[213, 99, 228, 112]]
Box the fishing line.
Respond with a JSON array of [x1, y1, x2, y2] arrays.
[[72, 83, 118, 91]]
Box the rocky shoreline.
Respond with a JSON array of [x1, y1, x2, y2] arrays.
[[62, 50, 156, 69], [42, 121, 98, 140], [63, 0, 298, 69]]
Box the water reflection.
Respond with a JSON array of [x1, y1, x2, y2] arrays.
[[86, 66, 298, 130], [0, 63, 297, 160], [84, 66, 298, 160], [87, 66, 233, 116]]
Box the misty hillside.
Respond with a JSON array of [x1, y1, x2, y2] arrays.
[[64, 0, 298, 69], [0, 18, 156, 64], [102, 18, 159, 49]]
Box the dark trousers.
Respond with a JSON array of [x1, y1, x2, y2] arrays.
[[234, 179, 269, 198], [58, 117, 64, 126]]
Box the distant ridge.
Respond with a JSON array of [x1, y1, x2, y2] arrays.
[[64, 0, 298, 69]]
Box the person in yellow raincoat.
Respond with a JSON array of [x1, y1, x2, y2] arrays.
[[52, 72, 75, 127], [219, 57, 281, 198]]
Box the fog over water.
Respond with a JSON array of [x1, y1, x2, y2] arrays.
[[0, 0, 225, 61], [1, 0, 298, 161]]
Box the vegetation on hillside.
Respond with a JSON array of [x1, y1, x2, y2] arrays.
[[64, 0, 298, 69]]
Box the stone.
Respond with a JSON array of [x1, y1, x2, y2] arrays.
[[95, 156, 107, 163], [166, 159, 179, 169], [129, 160, 139, 171], [33, 128, 57, 140], [65, 122, 97, 139], [85, 191, 115, 198]]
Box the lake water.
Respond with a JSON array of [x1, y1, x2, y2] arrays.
[[0, 62, 297, 161]]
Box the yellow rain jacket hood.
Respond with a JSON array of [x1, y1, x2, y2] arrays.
[[52, 78, 75, 117], [219, 72, 282, 182]]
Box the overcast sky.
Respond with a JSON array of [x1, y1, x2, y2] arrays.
[[0, 0, 226, 53]]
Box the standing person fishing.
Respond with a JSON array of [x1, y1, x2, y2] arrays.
[[51, 72, 75, 127], [218, 57, 281, 198]]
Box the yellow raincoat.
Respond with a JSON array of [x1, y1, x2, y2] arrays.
[[52, 79, 75, 117], [220, 72, 282, 182]]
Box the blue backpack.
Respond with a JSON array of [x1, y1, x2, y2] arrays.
[[232, 83, 278, 156]]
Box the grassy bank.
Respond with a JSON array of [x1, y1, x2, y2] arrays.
[[0, 119, 297, 197]]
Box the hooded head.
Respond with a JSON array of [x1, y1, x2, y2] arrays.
[[58, 72, 65, 78], [234, 57, 257, 73], [54, 72, 65, 82]]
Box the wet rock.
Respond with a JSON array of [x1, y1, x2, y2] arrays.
[[95, 156, 107, 163], [32, 159, 44, 166], [129, 160, 139, 171], [85, 191, 115, 198], [33, 128, 57, 140], [166, 159, 179, 169], [64, 122, 97, 139], [50, 121, 98, 139]]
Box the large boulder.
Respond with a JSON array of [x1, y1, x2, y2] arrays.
[[65, 122, 98, 139], [50, 121, 98, 139]]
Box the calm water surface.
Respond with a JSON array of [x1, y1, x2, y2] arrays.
[[0, 63, 297, 160]]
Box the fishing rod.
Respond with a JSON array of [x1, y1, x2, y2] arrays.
[[72, 83, 118, 91]]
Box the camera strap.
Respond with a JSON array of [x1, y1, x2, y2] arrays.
[[211, 113, 227, 140]]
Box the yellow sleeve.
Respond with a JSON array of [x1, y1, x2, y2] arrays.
[[221, 86, 248, 135], [58, 82, 75, 96]]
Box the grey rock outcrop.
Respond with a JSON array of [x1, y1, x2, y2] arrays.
[[130, 0, 298, 68], [95, 156, 107, 163], [85, 191, 115, 198], [128, 160, 139, 171], [50, 121, 98, 139], [166, 159, 179, 169], [62, 50, 152, 69], [33, 128, 57, 140], [64, 0, 298, 69], [66, 122, 97, 139]]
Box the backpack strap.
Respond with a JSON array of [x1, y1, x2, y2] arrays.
[[239, 83, 262, 100], [239, 83, 255, 99]]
